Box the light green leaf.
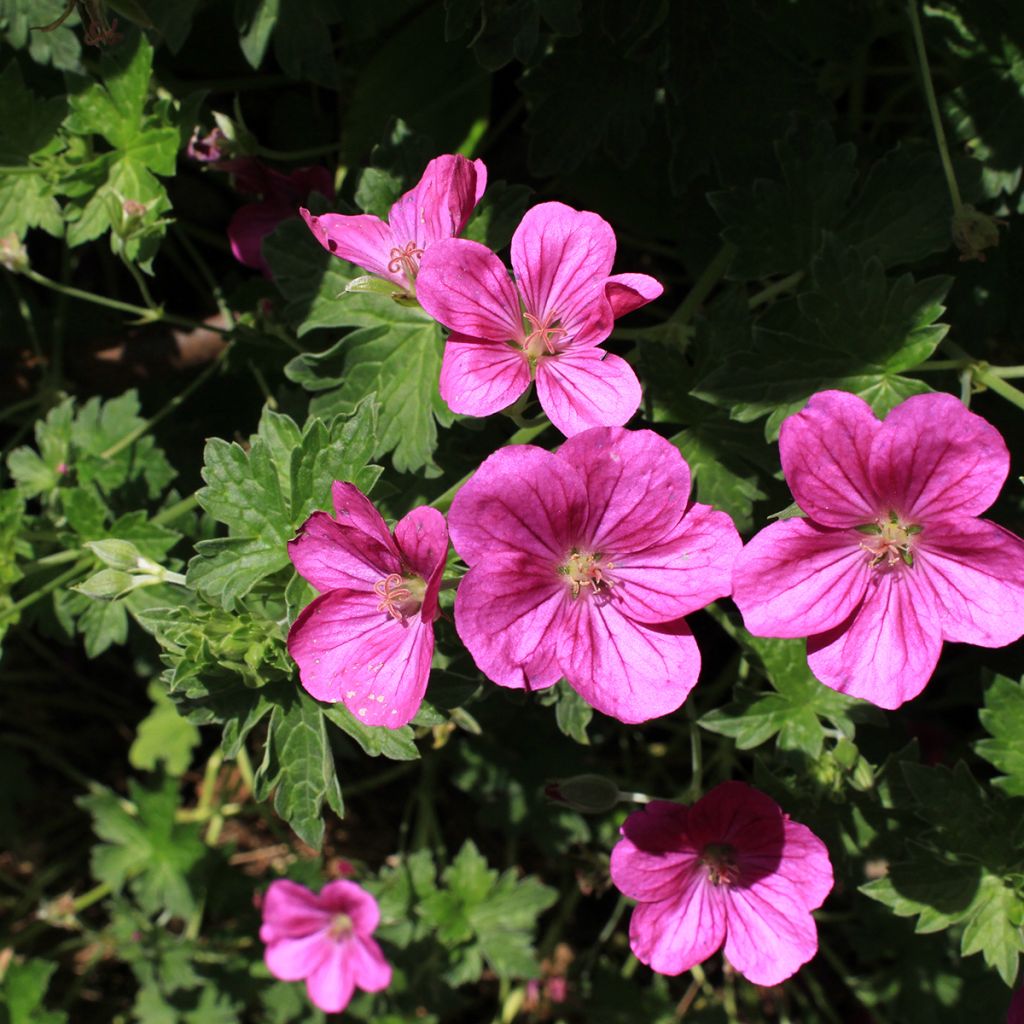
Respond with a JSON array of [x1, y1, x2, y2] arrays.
[[0, 958, 68, 1024], [129, 682, 201, 776], [976, 674, 1024, 796]]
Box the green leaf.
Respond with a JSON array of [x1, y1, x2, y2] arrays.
[[78, 777, 205, 918], [0, 958, 68, 1024], [129, 682, 202, 776], [977, 674, 1024, 796], [322, 704, 420, 761], [234, 0, 279, 67], [0, 0, 83, 71]]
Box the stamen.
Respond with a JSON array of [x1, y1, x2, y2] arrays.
[[374, 573, 412, 620], [857, 512, 919, 569], [700, 842, 741, 887], [523, 312, 568, 357], [561, 549, 615, 599], [387, 241, 425, 280]]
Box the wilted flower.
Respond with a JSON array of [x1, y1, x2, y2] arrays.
[[447, 427, 740, 723], [301, 154, 486, 297], [732, 390, 1024, 708], [610, 782, 833, 986], [288, 482, 447, 727], [260, 879, 391, 1014], [416, 202, 662, 437]]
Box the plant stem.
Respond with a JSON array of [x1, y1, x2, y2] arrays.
[[906, 0, 963, 215], [941, 340, 1024, 413], [0, 560, 90, 625], [748, 269, 805, 308], [152, 493, 200, 527], [669, 243, 736, 328]]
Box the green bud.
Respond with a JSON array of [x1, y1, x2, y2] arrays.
[[73, 568, 135, 601], [851, 756, 876, 792], [833, 738, 859, 770], [952, 204, 1005, 263], [544, 774, 621, 814], [345, 275, 401, 295], [85, 538, 144, 572], [0, 233, 29, 274]]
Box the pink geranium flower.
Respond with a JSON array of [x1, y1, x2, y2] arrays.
[[1009, 986, 1024, 1024], [300, 154, 487, 297], [447, 427, 740, 723], [415, 202, 663, 437], [260, 878, 391, 1014], [287, 482, 447, 727], [610, 782, 833, 986], [732, 390, 1024, 709]]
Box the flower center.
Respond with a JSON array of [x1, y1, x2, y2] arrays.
[[700, 842, 740, 887], [523, 311, 567, 359], [387, 241, 424, 281], [558, 549, 615, 599], [373, 573, 427, 621], [857, 511, 923, 569], [328, 912, 353, 940]]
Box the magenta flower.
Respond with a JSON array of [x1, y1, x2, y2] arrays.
[[732, 390, 1024, 709], [300, 153, 487, 296], [260, 878, 391, 1014], [447, 427, 740, 723], [1009, 986, 1024, 1024], [610, 782, 833, 986], [287, 482, 447, 727], [415, 202, 663, 437]]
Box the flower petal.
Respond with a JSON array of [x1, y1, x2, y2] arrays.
[[916, 518, 1024, 646], [387, 154, 487, 249], [687, 782, 784, 865], [871, 392, 1011, 522], [610, 503, 741, 624], [394, 505, 449, 621], [332, 482, 399, 553], [305, 940, 356, 1014], [264, 931, 332, 982], [349, 936, 393, 993], [289, 511, 398, 592], [628, 872, 727, 976], [448, 444, 588, 565], [779, 390, 882, 527], [558, 602, 701, 723], [510, 201, 616, 341], [612, 802, 700, 901], [453, 552, 566, 692], [535, 350, 642, 438], [807, 568, 942, 708], [300, 207, 404, 287], [416, 238, 524, 342], [732, 519, 870, 639], [439, 332, 531, 417], [288, 590, 433, 727], [605, 272, 664, 318], [775, 819, 834, 912], [555, 427, 692, 554], [229, 202, 288, 273], [319, 880, 381, 934], [260, 879, 331, 943]]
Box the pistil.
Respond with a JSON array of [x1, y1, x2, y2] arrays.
[[700, 842, 740, 887]]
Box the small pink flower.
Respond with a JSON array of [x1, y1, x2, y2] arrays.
[[1008, 986, 1024, 1024], [447, 427, 740, 723], [610, 782, 833, 986], [186, 126, 228, 163], [300, 154, 487, 296], [287, 482, 447, 728], [260, 878, 392, 1014], [732, 390, 1024, 708], [416, 202, 662, 437]]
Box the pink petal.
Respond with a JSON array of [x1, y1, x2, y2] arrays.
[[260, 879, 331, 943], [283, 165, 335, 203], [416, 238, 524, 342], [264, 931, 332, 982], [535, 350, 642, 438], [605, 272, 664, 318], [628, 872, 727, 976], [349, 936, 393, 993], [289, 511, 398, 593], [723, 879, 820, 986], [305, 940, 356, 1014], [871, 392, 1010, 523], [471, 158, 488, 204], [393, 506, 448, 621], [439, 332, 531, 417], [557, 602, 701, 723], [300, 207, 405, 288], [807, 569, 942, 708], [510, 202, 616, 343], [612, 802, 700, 901], [448, 445, 588, 565], [775, 819, 835, 912], [287, 590, 434, 727], [779, 390, 882, 527], [556, 427, 692, 553], [609, 504, 741, 624], [388, 154, 487, 249], [1008, 986, 1024, 1024], [332, 482, 399, 554], [228, 202, 287, 272], [453, 552, 566, 692], [732, 519, 870, 639], [319, 880, 381, 934], [916, 518, 1024, 647]]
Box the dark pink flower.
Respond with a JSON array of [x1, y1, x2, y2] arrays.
[[610, 782, 833, 986], [1008, 986, 1024, 1024], [287, 482, 447, 728], [227, 159, 335, 275], [732, 391, 1024, 709], [447, 427, 740, 723], [260, 878, 391, 1014], [186, 126, 228, 164], [300, 154, 487, 296], [415, 202, 662, 437]]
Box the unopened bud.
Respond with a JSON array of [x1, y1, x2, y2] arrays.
[[0, 233, 29, 274], [952, 204, 1005, 263], [544, 774, 621, 814], [86, 538, 145, 572], [73, 568, 135, 601]]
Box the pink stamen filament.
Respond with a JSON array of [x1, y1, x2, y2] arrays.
[[523, 311, 568, 357], [387, 241, 424, 280], [560, 550, 615, 599], [858, 514, 920, 569], [374, 573, 412, 620]]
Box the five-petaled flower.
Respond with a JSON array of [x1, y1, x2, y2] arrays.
[[260, 878, 391, 1014], [415, 201, 663, 437], [732, 390, 1024, 708], [300, 154, 487, 298], [447, 427, 740, 723], [287, 482, 447, 727], [610, 782, 833, 986]]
